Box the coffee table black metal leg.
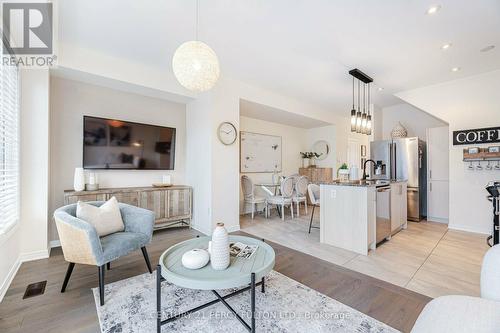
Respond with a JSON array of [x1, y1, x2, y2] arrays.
[[251, 273, 256, 332], [157, 265, 161, 333], [261, 276, 265, 293]]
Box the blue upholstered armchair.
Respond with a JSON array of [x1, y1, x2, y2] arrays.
[[54, 202, 155, 306]]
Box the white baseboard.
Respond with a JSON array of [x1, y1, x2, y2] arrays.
[[226, 224, 240, 233], [0, 248, 49, 303], [49, 240, 61, 248], [427, 216, 449, 224], [0, 257, 21, 303], [448, 224, 490, 235], [191, 224, 211, 236]]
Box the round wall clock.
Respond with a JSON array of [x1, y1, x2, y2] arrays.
[[217, 122, 237, 145]]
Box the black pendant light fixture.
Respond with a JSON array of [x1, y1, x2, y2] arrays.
[[361, 83, 367, 133], [350, 76, 356, 132], [355, 80, 362, 133], [366, 82, 372, 135], [348, 68, 373, 136]]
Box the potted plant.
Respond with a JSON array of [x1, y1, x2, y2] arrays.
[[337, 163, 350, 181]]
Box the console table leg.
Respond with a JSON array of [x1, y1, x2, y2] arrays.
[[156, 265, 161, 333], [251, 273, 256, 332]]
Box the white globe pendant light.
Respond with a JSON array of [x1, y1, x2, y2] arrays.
[[172, 41, 220, 92], [172, 0, 220, 92]]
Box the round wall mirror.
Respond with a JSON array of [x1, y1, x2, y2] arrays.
[[312, 140, 330, 160]]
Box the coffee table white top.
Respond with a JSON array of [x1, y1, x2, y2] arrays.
[[159, 235, 275, 290]]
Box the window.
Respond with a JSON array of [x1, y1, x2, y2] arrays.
[[0, 58, 19, 234]]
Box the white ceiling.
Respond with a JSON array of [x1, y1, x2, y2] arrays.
[[240, 99, 331, 128], [58, 0, 500, 114]]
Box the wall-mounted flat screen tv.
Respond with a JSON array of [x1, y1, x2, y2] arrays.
[[83, 116, 176, 170]]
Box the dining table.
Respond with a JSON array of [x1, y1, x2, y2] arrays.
[[255, 183, 282, 218]]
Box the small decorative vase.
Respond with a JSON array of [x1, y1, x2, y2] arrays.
[[73, 168, 85, 192], [182, 249, 210, 270], [302, 158, 310, 168], [391, 122, 408, 138], [210, 223, 230, 270], [309, 158, 316, 168]]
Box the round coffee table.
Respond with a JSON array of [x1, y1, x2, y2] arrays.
[[156, 235, 275, 333]]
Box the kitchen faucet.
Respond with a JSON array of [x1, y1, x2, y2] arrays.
[[362, 159, 376, 180]]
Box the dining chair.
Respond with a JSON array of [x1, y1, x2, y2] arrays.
[[292, 176, 309, 217], [241, 175, 266, 219], [307, 184, 320, 233], [266, 176, 294, 221]]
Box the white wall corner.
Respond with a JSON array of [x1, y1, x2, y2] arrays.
[[0, 258, 21, 303]]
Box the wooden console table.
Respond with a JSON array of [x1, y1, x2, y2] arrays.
[[64, 185, 192, 230], [299, 167, 333, 183]]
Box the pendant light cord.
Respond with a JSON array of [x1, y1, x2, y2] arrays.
[[368, 83, 370, 115], [357, 80, 360, 111], [363, 83, 366, 112], [352, 77, 355, 109], [196, 0, 199, 41]]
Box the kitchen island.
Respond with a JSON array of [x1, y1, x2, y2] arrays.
[[320, 180, 407, 255]]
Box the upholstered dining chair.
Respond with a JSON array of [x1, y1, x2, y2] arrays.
[[266, 176, 294, 221], [54, 202, 155, 306], [241, 175, 266, 219], [292, 176, 309, 217], [307, 184, 320, 233]]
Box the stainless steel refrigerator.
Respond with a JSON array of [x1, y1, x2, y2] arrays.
[[370, 137, 427, 221]]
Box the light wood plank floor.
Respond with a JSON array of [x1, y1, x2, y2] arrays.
[[0, 227, 430, 333], [241, 206, 490, 299]]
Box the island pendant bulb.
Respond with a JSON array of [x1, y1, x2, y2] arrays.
[[350, 77, 356, 132], [356, 80, 362, 133], [366, 114, 372, 135]]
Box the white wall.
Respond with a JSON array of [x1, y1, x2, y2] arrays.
[[239, 116, 309, 214], [396, 70, 500, 234], [1, 69, 51, 301], [186, 80, 240, 234], [49, 77, 186, 242], [380, 103, 447, 141]]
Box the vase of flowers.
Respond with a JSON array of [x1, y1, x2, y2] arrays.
[[300, 152, 322, 168]]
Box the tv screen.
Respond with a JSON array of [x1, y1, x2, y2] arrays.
[[83, 116, 176, 170]]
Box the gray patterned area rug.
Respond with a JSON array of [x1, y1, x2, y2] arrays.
[[92, 270, 400, 333]]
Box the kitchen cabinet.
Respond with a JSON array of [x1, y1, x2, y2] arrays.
[[427, 126, 449, 223], [391, 181, 407, 234]]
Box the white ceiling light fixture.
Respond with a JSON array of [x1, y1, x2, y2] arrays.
[[377, 87, 384, 92], [451, 67, 461, 72], [441, 43, 452, 50], [426, 5, 441, 15], [172, 0, 220, 92]]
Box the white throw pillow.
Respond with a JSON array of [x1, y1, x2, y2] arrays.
[[76, 196, 125, 237]]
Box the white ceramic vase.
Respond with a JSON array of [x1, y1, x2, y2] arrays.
[[210, 223, 230, 270], [73, 167, 85, 192]]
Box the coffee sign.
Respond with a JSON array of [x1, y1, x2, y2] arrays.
[[453, 127, 500, 145]]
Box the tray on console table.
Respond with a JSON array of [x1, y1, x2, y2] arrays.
[[64, 186, 192, 230]]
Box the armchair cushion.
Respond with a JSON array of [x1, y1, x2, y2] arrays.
[[99, 232, 150, 264], [77, 196, 124, 237]]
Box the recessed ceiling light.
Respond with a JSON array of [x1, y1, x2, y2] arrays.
[[480, 45, 495, 52], [377, 87, 384, 92], [441, 43, 452, 50], [426, 5, 441, 15], [451, 67, 461, 72]]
